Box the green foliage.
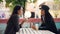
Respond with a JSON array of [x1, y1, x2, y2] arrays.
[[29, 0, 37, 3], [5, 0, 27, 13], [5, 0, 27, 7], [0, 0, 3, 2], [54, 0, 60, 4]]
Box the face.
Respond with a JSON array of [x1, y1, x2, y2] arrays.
[[18, 7, 23, 15], [41, 9, 45, 15]]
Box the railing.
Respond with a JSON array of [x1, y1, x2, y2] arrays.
[[0, 18, 60, 23]]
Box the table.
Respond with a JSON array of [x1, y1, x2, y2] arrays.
[[16, 28, 55, 34]]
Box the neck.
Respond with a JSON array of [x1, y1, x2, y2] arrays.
[[41, 15, 45, 16]]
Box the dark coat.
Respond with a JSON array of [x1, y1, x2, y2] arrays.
[[4, 14, 20, 34], [39, 15, 57, 33]]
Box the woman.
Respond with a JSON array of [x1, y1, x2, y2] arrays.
[[4, 5, 25, 34], [39, 5, 57, 33]]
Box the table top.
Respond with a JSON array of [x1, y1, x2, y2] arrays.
[[16, 28, 55, 34]]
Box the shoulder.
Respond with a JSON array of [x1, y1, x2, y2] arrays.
[[13, 14, 18, 17], [12, 14, 18, 18]]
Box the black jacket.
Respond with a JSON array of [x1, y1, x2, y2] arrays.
[[39, 15, 57, 33], [4, 14, 21, 34]]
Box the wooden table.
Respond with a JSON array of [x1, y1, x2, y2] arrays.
[[16, 28, 55, 34]]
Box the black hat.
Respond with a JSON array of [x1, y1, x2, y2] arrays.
[[39, 5, 50, 10]]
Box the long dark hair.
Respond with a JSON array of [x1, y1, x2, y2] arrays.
[[41, 10, 53, 26], [12, 5, 22, 15], [41, 8, 57, 33], [41, 10, 53, 23], [44, 10, 55, 24], [7, 5, 22, 24], [40, 5, 57, 33], [40, 5, 53, 22], [45, 10, 53, 21]]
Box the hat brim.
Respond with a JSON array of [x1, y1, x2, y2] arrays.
[[39, 8, 43, 10], [39, 8, 41, 9]]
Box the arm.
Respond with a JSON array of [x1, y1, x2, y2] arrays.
[[19, 18, 27, 28], [12, 15, 20, 32]]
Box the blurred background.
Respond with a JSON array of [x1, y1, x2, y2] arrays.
[[0, 0, 60, 34]]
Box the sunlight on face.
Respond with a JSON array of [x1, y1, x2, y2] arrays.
[[18, 7, 23, 15], [41, 9, 45, 15]]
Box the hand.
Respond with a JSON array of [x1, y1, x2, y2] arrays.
[[31, 25, 36, 30], [23, 18, 27, 22], [20, 18, 27, 25]]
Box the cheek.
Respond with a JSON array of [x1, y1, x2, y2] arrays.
[[41, 11, 45, 15], [18, 11, 20, 14], [21, 10, 23, 13], [43, 11, 45, 14], [20, 11, 23, 15], [41, 11, 43, 14], [21, 9, 23, 13]]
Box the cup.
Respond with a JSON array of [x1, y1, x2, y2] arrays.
[[35, 24, 39, 30]]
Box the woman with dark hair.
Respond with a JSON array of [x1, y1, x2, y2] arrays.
[[39, 5, 57, 33], [4, 5, 25, 34]]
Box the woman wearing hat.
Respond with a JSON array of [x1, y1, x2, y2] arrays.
[[39, 5, 57, 33]]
